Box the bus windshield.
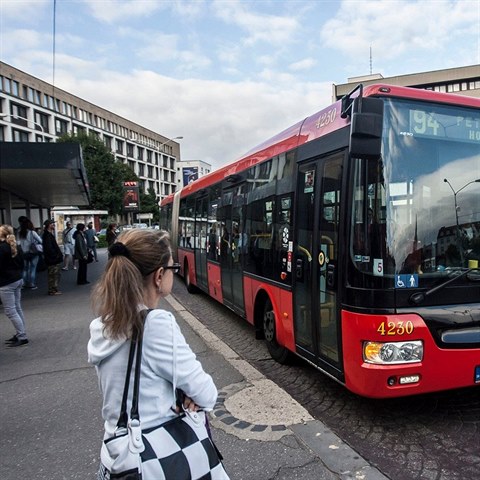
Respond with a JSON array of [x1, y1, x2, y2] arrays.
[[351, 98, 480, 279]]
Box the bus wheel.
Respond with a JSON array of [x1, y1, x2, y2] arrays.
[[184, 261, 197, 293], [263, 299, 290, 364]]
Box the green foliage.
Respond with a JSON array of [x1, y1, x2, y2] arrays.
[[56, 133, 138, 215], [140, 187, 160, 222]]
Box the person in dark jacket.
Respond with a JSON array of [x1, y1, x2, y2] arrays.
[[42, 219, 63, 296], [106, 223, 117, 248], [0, 224, 29, 346], [73, 223, 89, 285]]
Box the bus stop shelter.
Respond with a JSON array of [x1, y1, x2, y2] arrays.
[[0, 142, 90, 226]]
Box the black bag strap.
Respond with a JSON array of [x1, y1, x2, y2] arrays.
[[116, 309, 151, 430]]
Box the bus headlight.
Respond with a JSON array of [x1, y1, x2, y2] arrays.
[[363, 340, 423, 364]]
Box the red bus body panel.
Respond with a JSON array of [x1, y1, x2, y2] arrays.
[[342, 310, 480, 398], [207, 262, 223, 303], [178, 248, 196, 283], [243, 276, 295, 352]]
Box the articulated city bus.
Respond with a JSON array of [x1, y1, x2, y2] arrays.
[[160, 84, 480, 398]]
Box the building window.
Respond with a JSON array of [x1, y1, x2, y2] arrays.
[[147, 150, 152, 163], [116, 139, 124, 154], [55, 117, 68, 135], [3, 78, 11, 93], [127, 143, 134, 157], [35, 111, 50, 133], [12, 128, 29, 142], [128, 160, 135, 172], [0, 125, 4, 142], [104, 135, 112, 149], [73, 124, 86, 134], [139, 163, 145, 176], [137, 147, 144, 160], [11, 80, 19, 96], [11, 103, 28, 126]]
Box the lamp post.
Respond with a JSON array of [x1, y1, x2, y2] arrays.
[[158, 136, 183, 152], [444, 178, 480, 264], [0, 112, 45, 140]]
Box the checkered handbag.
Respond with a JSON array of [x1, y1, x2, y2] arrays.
[[100, 310, 229, 480]]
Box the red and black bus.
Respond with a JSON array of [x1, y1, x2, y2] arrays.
[[160, 84, 480, 398]]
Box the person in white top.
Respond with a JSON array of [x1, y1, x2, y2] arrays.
[[87, 229, 218, 478], [62, 222, 76, 270], [17, 217, 43, 290]]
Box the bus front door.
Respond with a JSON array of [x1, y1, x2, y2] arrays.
[[294, 153, 343, 373]]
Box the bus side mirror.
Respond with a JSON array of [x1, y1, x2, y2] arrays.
[[350, 97, 384, 159]]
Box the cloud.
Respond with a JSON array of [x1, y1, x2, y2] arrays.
[[289, 58, 317, 72], [49, 64, 331, 169], [321, 0, 478, 67], [0, 0, 50, 20], [84, 0, 166, 24], [212, 0, 300, 47]]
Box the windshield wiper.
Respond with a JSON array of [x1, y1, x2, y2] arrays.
[[409, 268, 478, 305]]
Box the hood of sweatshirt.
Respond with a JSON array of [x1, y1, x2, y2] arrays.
[[87, 317, 126, 365]]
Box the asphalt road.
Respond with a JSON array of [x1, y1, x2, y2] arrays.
[[171, 277, 480, 480]]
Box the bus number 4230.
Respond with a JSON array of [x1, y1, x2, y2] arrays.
[[377, 321, 414, 336]]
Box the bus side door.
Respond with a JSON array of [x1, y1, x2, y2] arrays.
[[219, 185, 246, 315], [194, 196, 208, 291], [294, 152, 344, 373]]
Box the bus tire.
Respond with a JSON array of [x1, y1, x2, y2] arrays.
[[184, 260, 197, 294], [263, 298, 290, 364]]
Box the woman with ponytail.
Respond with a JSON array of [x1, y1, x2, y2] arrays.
[[88, 229, 221, 480], [0, 224, 29, 347]]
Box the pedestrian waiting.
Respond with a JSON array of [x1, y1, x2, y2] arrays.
[[62, 221, 76, 271], [42, 219, 64, 296], [17, 217, 43, 290], [73, 223, 90, 285], [85, 222, 98, 262], [0, 224, 29, 347], [88, 229, 228, 479]]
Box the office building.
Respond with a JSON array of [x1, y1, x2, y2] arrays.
[[177, 159, 212, 187], [333, 65, 480, 101], [0, 61, 180, 205]]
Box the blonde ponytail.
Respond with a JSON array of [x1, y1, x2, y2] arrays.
[[0, 225, 18, 257]]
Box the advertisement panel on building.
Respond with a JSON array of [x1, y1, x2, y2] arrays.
[[123, 181, 140, 212]]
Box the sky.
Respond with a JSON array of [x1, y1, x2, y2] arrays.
[[1, 0, 479, 169]]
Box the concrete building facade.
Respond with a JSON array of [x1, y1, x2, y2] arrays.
[[0, 62, 180, 204], [333, 65, 480, 101], [177, 159, 212, 187]]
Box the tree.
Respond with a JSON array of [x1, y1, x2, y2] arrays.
[[56, 133, 137, 215], [140, 188, 160, 222]]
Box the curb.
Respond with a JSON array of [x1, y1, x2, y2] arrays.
[[165, 295, 389, 480]]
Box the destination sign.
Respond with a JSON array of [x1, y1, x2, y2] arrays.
[[408, 108, 480, 143]]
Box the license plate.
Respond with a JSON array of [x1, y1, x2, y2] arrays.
[[475, 366, 480, 384]]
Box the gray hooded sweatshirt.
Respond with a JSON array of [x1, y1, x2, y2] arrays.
[[87, 308, 217, 438]]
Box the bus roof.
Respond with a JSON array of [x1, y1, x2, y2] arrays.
[[161, 84, 480, 205]]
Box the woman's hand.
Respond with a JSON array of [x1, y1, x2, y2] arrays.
[[182, 395, 200, 412], [173, 390, 200, 413]]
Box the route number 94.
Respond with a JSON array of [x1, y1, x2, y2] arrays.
[[377, 321, 414, 336]]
